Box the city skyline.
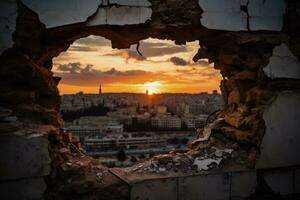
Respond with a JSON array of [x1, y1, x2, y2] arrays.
[[53, 36, 222, 94]]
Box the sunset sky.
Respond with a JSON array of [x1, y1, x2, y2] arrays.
[[52, 36, 222, 94]]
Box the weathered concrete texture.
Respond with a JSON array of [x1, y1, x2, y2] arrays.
[[22, 0, 101, 28], [131, 178, 177, 200], [131, 171, 257, 200], [0, 0, 17, 54], [263, 43, 300, 79], [87, 6, 152, 26], [0, 134, 51, 181], [198, 0, 285, 31], [0, 177, 46, 200], [256, 91, 300, 169], [248, 0, 286, 31], [200, 12, 247, 31], [198, 0, 247, 31], [231, 171, 257, 200], [110, 0, 151, 7], [179, 173, 231, 200], [264, 168, 297, 197], [295, 168, 300, 195], [21, 0, 152, 28]]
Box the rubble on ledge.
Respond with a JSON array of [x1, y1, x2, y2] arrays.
[[123, 118, 257, 176]]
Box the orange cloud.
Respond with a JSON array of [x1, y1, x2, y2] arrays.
[[53, 36, 221, 94]]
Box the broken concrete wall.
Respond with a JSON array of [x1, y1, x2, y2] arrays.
[[22, 0, 152, 28], [0, 0, 17, 53], [0, 178, 47, 200], [86, 6, 152, 26], [22, 0, 100, 28], [130, 167, 300, 200], [248, 0, 286, 31], [198, 0, 286, 31], [131, 178, 178, 200], [1, 0, 293, 54], [198, 0, 248, 31], [0, 128, 51, 200], [0, 0, 300, 199], [263, 43, 300, 79], [257, 91, 300, 169], [263, 167, 300, 197], [130, 170, 257, 200]]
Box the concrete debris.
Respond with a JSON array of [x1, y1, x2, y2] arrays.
[[193, 158, 222, 171], [1, 116, 17, 122], [192, 118, 225, 144], [158, 167, 167, 173], [0, 107, 12, 117], [126, 146, 234, 175], [96, 172, 103, 182], [213, 147, 233, 158], [125, 118, 239, 174], [0, 107, 20, 133], [156, 154, 173, 164], [192, 147, 234, 171], [193, 126, 212, 143], [59, 147, 70, 154]]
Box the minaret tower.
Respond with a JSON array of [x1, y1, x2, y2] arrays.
[[99, 83, 102, 94]]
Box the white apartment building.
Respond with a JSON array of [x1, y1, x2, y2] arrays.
[[73, 116, 118, 126], [84, 135, 167, 151], [154, 105, 167, 114], [104, 122, 124, 134], [66, 125, 104, 139], [151, 115, 181, 129], [67, 116, 124, 138]]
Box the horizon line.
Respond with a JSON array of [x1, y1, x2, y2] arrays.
[[61, 91, 220, 95]]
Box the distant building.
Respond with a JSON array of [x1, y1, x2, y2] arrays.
[[73, 116, 116, 127], [151, 115, 181, 129], [65, 116, 124, 138], [99, 83, 102, 94], [66, 125, 104, 139], [104, 122, 124, 134], [175, 102, 189, 116], [154, 105, 167, 114], [189, 103, 205, 115], [212, 90, 218, 95], [84, 135, 167, 151]]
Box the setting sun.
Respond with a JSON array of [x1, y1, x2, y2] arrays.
[[143, 81, 161, 95], [53, 36, 222, 94]]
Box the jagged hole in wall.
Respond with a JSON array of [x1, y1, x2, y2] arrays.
[[52, 35, 222, 167]]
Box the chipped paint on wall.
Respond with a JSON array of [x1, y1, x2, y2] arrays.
[[198, 0, 286, 31], [263, 43, 300, 79]]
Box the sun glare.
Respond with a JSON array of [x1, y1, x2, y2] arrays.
[[143, 81, 161, 95]]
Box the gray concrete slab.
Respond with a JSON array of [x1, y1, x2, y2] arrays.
[[0, 134, 51, 181], [257, 91, 300, 169], [0, 177, 46, 200], [179, 173, 231, 200], [231, 171, 257, 200], [131, 178, 177, 200], [264, 169, 294, 196]]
